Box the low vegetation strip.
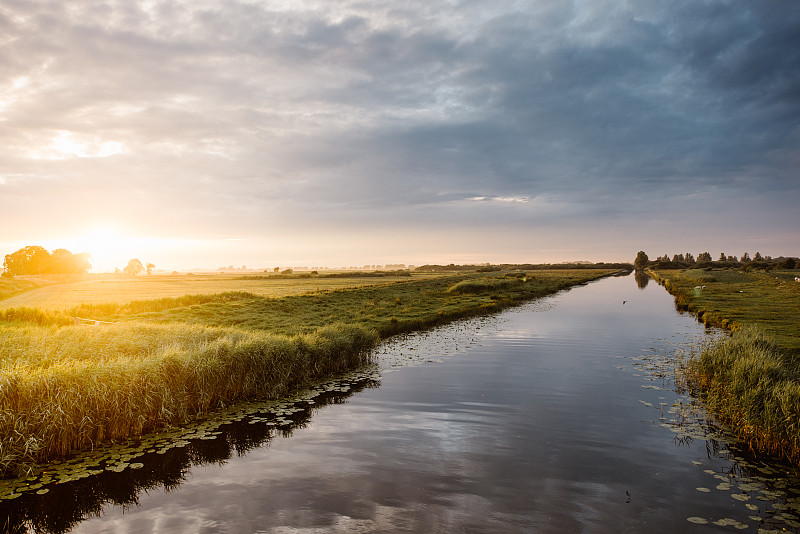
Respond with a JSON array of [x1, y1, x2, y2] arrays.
[[687, 327, 800, 462], [648, 267, 800, 461], [0, 269, 617, 476]]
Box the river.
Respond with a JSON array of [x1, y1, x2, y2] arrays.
[[2, 273, 799, 533]]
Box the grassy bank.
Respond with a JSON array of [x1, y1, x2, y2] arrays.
[[650, 268, 800, 354], [650, 268, 800, 461], [0, 322, 376, 475], [0, 269, 615, 476], [686, 327, 800, 462]]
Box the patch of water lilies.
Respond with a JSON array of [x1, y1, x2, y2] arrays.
[[0, 366, 382, 500], [622, 332, 800, 533], [375, 312, 503, 371]]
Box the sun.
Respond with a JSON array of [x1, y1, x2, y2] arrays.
[[74, 225, 133, 273]]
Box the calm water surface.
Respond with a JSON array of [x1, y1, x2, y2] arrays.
[[4, 274, 800, 533]]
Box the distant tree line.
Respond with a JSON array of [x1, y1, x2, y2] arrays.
[[2, 246, 91, 277], [633, 250, 797, 272], [413, 262, 634, 273]]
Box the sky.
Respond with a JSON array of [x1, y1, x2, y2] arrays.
[[1, 0, 798, 271]]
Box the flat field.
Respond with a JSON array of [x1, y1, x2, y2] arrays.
[[0, 272, 428, 310], [650, 268, 800, 354]]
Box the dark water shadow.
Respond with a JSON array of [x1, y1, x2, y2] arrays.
[[0, 368, 380, 534]]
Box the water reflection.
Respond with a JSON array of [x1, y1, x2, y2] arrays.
[[635, 271, 651, 289], [0, 372, 380, 534]]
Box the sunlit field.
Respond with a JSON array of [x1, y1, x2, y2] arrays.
[[0, 272, 431, 310]]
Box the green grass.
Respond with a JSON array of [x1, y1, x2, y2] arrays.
[[687, 326, 800, 462], [651, 267, 800, 462], [651, 269, 800, 354], [446, 275, 525, 294], [0, 269, 617, 476], [4, 271, 614, 338]]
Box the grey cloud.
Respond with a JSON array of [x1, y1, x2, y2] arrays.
[[1, 0, 798, 246]]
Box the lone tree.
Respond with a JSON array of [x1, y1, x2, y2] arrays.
[[634, 251, 649, 272], [146, 262, 155, 275], [123, 258, 144, 276]]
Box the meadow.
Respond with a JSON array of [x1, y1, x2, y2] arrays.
[[651, 268, 800, 461], [0, 271, 424, 310], [650, 269, 800, 354], [0, 269, 617, 476]]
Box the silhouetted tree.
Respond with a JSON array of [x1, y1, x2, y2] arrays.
[[634, 251, 649, 272], [124, 259, 144, 276], [697, 252, 712, 262], [146, 262, 155, 275], [2, 246, 90, 275]]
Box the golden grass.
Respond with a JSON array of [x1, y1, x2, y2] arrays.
[[0, 321, 377, 474], [0, 272, 434, 310]]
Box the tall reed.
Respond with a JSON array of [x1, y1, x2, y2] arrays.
[[0, 321, 377, 476], [687, 326, 800, 461]]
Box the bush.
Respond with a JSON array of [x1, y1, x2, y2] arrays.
[[447, 277, 522, 294]]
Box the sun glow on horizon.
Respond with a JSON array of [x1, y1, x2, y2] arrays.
[[61, 225, 209, 273], [68, 225, 133, 273]]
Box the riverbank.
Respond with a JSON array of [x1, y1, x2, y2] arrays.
[[649, 268, 800, 354], [649, 268, 800, 462], [0, 269, 617, 476]]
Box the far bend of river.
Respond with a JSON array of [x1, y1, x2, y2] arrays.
[[4, 273, 800, 533]]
